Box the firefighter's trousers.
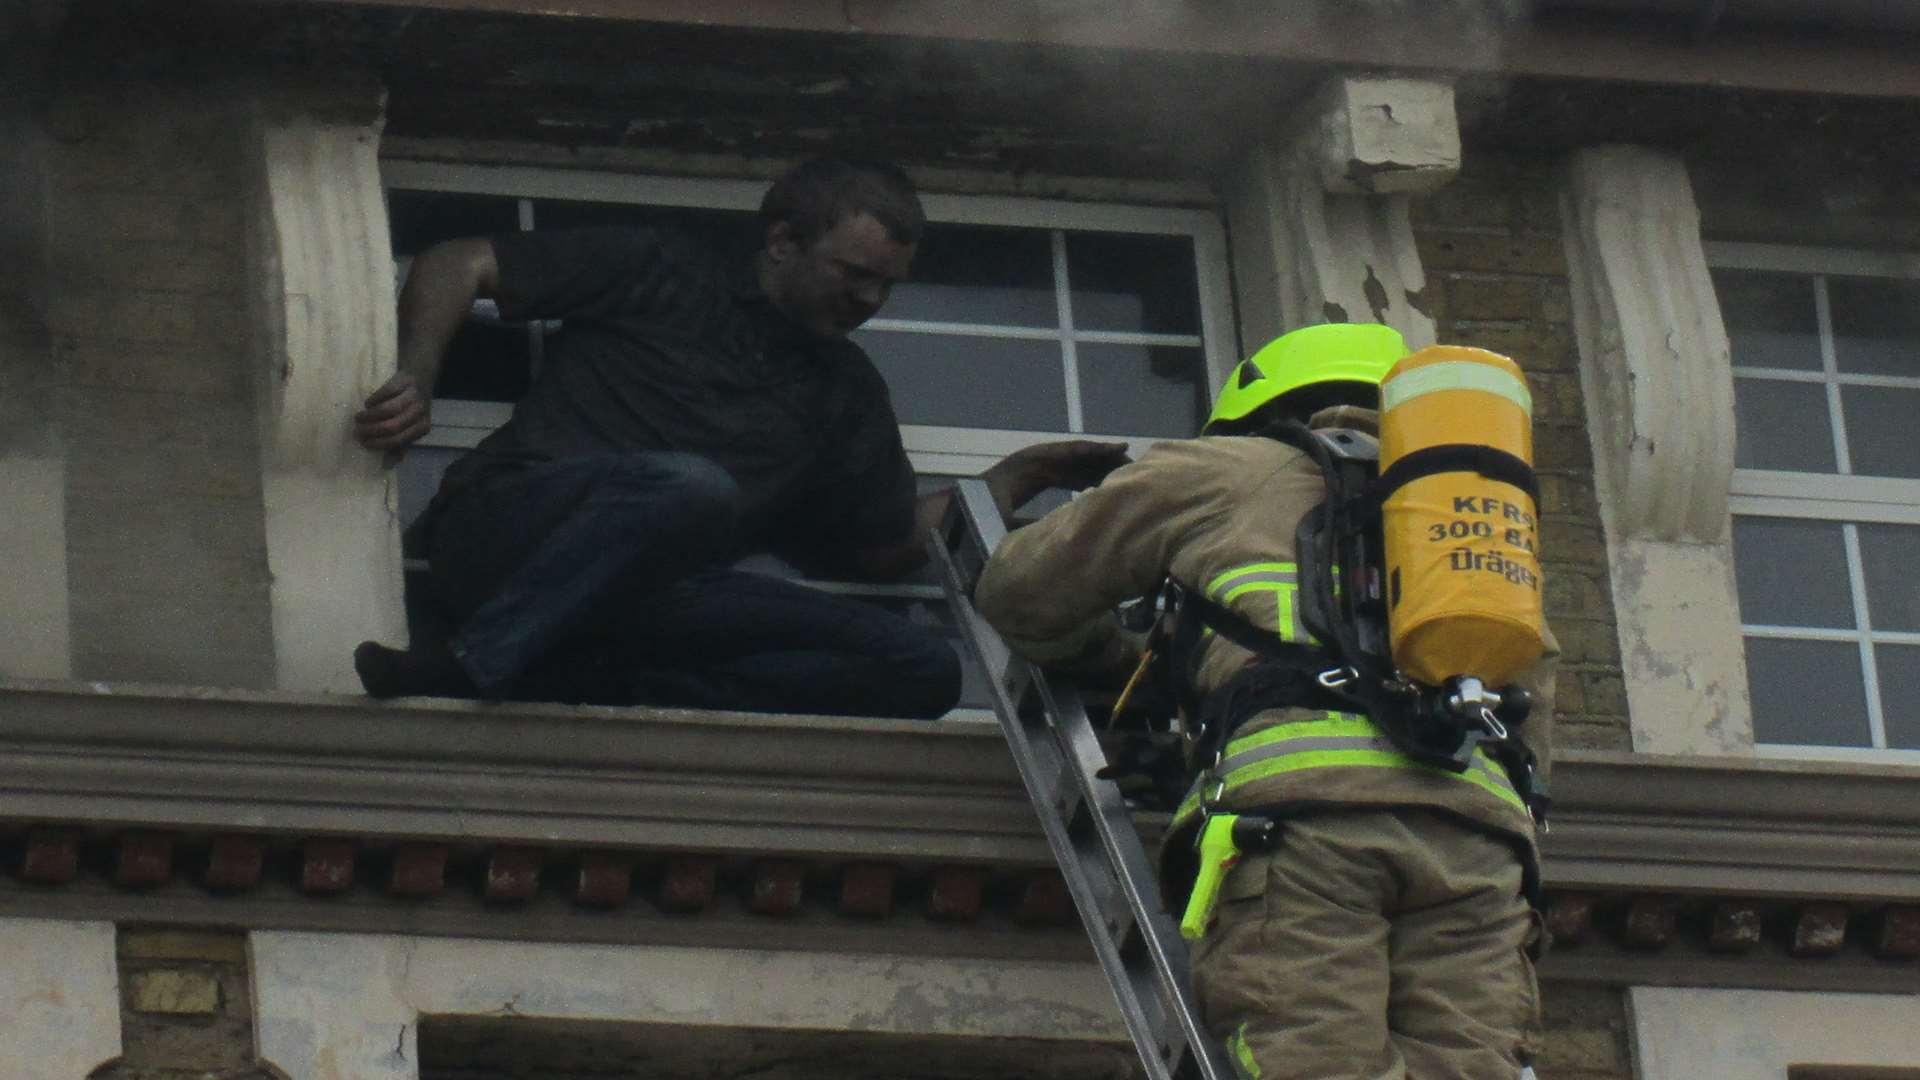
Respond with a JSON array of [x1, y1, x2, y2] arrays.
[[1191, 808, 1540, 1080]]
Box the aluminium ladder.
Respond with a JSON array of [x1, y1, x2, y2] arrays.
[[929, 477, 1237, 1080]]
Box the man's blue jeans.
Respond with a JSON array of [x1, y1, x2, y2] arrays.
[[425, 452, 961, 719]]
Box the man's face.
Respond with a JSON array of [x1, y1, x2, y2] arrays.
[[764, 211, 915, 339]]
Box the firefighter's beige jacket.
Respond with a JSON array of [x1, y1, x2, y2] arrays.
[[974, 409, 1554, 871]]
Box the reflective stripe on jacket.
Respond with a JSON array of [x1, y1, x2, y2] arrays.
[[1170, 712, 1529, 836]]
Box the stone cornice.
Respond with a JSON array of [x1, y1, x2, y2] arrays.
[[0, 679, 1047, 865], [1545, 750, 1920, 902], [1, 682, 1917, 984], [6, 683, 1918, 892]]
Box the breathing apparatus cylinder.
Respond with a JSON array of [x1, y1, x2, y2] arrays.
[[1377, 345, 1547, 689]]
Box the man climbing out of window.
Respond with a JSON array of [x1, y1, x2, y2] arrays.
[[974, 323, 1556, 1079], [352, 157, 1128, 718]]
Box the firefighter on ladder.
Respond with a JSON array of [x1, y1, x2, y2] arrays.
[[975, 323, 1556, 1080]]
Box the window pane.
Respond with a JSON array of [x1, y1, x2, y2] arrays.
[[1744, 637, 1871, 747], [1731, 517, 1855, 629], [1067, 232, 1202, 334], [1733, 378, 1836, 472], [857, 331, 1068, 431], [1860, 523, 1920, 632], [1828, 274, 1920, 377], [388, 190, 520, 255], [431, 322, 532, 404], [531, 200, 761, 265], [1879, 643, 1920, 750], [396, 446, 465, 529], [1077, 343, 1208, 439], [1712, 268, 1821, 371], [887, 224, 1057, 327], [1841, 385, 1920, 479]]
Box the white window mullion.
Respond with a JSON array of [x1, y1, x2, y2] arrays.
[[1739, 624, 1865, 642], [1190, 216, 1236, 395], [520, 197, 543, 381], [1812, 275, 1851, 475], [1840, 522, 1889, 748], [1051, 229, 1084, 434]]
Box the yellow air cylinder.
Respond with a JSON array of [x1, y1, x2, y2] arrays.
[[1377, 345, 1546, 688]]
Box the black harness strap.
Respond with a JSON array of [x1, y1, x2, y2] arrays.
[[1162, 423, 1550, 813], [1371, 442, 1541, 505], [1167, 585, 1355, 767]]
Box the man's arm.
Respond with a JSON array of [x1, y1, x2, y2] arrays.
[[972, 444, 1213, 672], [848, 439, 1133, 580], [353, 238, 501, 453]]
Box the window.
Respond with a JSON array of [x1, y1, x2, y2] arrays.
[[1708, 243, 1920, 759], [380, 162, 1234, 713]]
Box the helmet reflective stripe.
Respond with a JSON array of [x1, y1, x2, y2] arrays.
[[1208, 323, 1409, 428]]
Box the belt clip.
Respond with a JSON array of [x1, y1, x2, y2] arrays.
[[1194, 771, 1227, 837], [1317, 666, 1356, 690]]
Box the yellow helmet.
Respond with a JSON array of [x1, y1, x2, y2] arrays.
[[1206, 323, 1409, 430]]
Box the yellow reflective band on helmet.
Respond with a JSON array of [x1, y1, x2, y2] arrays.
[[1227, 1023, 1262, 1079], [1380, 360, 1534, 417]]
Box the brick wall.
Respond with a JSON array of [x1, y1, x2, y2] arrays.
[[1409, 151, 1631, 757], [1411, 150, 1636, 1080], [92, 927, 270, 1080], [43, 85, 278, 688]]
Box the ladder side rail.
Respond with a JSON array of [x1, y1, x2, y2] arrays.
[[939, 478, 1236, 1080], [1028, 669, 1213, 1029], [1030, 665, 1220, 1080], [932, 526, 1182, 1080]]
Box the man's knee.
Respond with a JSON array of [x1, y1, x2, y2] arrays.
[[890, 630, 963, 718], [599, 452, 740, 536]]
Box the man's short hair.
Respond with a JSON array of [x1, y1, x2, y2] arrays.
[[760, 158, 926, 249]]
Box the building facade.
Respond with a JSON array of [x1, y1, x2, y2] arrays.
[[1, 1, 1916, 1077]]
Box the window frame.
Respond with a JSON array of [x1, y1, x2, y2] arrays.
[[380, 160, 1239, 474], [381, 159, 1238, 718], [1708, 240, 1920, 763]]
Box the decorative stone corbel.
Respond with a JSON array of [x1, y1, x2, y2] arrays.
[[1561, 145, 1753, 754], [1225, 76, 1458, 353], [250, 76, 408, 693]]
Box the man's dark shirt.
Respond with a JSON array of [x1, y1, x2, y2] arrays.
[[432, 226, 917, 569]]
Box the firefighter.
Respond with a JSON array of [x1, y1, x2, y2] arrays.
[[974, 322, 1555, 1080]]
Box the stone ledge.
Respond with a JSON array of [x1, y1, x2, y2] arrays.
[[3, 680, 1919, 988], [0, 678, 1048, 865], [1543, 750, 1920, 902]]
